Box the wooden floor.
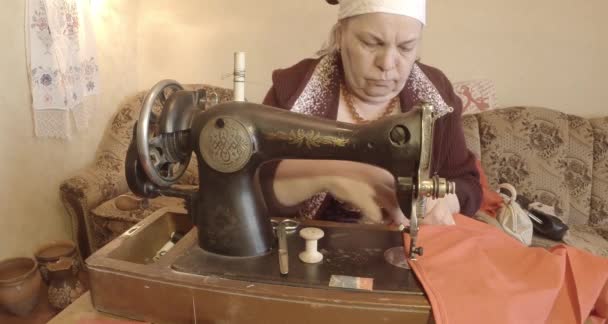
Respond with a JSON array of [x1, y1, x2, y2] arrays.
[[0, 271, 89, 324]]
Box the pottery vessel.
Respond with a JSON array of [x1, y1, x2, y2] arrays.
[[34, 239, 80, 283], [46, 256, 85, 310], [114, 194, 146, 211], [0, 257, 42, 316]]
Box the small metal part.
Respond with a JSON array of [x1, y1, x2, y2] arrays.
[[274, 219, 299, 275], [277, 223, 289, 275], [419, 175, 456, 199], [417, 197, 427, 220], [408, 200, 419, 261], [526, 211, 543, 224], [271, 219, 300, 233], [389, 125, 410, 146], [199, 117, 253, 173], [170, 231, 185, 243], [279, 219, 299, 232], [196, 89, 219, 110]]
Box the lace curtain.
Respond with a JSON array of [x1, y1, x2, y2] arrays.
[[26, 0, 99, 139]]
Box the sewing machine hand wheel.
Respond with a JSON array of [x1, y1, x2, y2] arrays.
[[137, 79, 190, 187]]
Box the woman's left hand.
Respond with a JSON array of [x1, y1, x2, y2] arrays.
[[386, 194, 460, 226], [420, 195, 459, 225]]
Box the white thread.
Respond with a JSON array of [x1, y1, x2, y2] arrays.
[[233, 52, 246, 101]]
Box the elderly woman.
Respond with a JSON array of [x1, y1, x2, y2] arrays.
[[260, 0, 481, 226]]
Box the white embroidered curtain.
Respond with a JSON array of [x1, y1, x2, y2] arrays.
[[26, 0, 99, 139]]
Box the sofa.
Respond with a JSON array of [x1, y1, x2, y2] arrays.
[[60, 86, 608, 259], [462, 107, 608, 256]]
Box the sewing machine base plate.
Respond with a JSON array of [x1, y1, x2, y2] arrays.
[[86, 208, 433, 324], [172, 222, 422, 293]]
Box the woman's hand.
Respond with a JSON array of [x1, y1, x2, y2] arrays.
[[324, 174, 407, 225], [272, 160, 460, 226], [420, 195, 459, 225], [273, 160, 407, 224]]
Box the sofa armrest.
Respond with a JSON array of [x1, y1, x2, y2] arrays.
[[60, 151, 129, 257]]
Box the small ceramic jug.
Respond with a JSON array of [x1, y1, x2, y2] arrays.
[[46, 256, 84, 310], [34, 240, 80, 284]]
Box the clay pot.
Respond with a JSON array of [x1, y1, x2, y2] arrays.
[[0, 257, 42, 316], [34, 240, 80, 284], [46, 257, 84, 310]]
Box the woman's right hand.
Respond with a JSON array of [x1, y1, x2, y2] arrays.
[[273, 160, 408, 225]]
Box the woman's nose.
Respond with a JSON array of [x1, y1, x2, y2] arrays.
[[375, 47, 397, 73]]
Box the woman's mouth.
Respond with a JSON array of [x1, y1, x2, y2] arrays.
[[368, 79, 394, 87]]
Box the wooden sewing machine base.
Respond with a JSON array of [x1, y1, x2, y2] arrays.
[[86, 207, 433, 324]]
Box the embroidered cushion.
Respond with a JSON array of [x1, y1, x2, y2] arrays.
[[453, 79, 498, 115]]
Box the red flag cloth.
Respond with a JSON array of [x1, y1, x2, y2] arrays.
[[405, 214, 608, 324]]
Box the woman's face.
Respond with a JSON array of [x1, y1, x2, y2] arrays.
[[338, 13, 422, 104]]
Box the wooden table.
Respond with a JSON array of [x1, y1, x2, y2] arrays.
[[48, 292, 144, 324], [69, 208, 433, 323]]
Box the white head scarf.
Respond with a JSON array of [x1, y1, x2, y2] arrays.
[[337, 0, 426, 25]]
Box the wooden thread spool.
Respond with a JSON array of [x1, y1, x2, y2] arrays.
[[298, 227, 324, 264]]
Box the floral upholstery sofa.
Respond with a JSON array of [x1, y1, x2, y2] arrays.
[[462, 107, 608, 257], [59, 84, 233, 257], [61, 84, 608, 258]]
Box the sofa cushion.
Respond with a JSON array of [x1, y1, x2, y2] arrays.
[[462, 114, 481, 160], [590, 117, 608, 226], [562, 225, 608, 257], [595, 225, 608, 241], [565, 115, 594, 225], [477, 106, 570, 223], [453, 79, 498, 115], [531, 226, 608, 258], [530, 234, 561, 250]]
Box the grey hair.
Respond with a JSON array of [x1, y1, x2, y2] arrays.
[[316, 22, 342, 57]]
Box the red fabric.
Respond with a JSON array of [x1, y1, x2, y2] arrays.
[[78, 320, 147, 324], [475, 159, 503, 217], [405, 214, 608, 324]]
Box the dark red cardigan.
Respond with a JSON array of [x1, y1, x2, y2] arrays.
[[260, 57, 482, 217]]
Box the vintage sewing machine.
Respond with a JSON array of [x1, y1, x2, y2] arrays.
[[86, 77, 454, 324]]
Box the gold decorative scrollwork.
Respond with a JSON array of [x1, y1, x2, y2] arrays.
[[264, 129, 349, 149]]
